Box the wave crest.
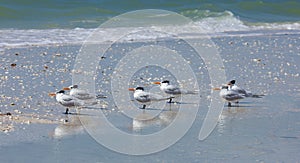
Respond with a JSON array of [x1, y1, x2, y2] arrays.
[[1, 10, 300, 49]]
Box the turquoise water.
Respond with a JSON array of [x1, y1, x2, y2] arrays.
[[1, 0, 300, 29], [0, 0, 299, 89], [1, 0, 300, 50]]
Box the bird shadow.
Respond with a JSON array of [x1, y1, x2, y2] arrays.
[[236, 101, 252, 104], [83, 106, 110, 110], [226, 105, 253, 108], [166, 101, 198, 105], [138, 108, 163, 111], [64, 107, 110, 116], [63, 112, 95, 116]]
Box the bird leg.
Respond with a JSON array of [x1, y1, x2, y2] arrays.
[[228, 102, 232, 107], [64, 108, 69, 114], [235, 101, 240, 107]]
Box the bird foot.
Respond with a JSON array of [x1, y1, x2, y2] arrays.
[[228, 102, 232, 107], [64, 108, 69, 114]]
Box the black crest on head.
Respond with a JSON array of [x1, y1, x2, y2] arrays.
[[135, 87, 144, 91], [162, 80, 170, 84], [56, 90, 65, 94], [229, 80, 236, 85]]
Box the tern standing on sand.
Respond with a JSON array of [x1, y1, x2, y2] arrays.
[[49, 90, 85, 114], [129, 87, 173, 109], [63, 84, 106, 100], [219, 85, 244, 107], [153, 80, 198, 103], [213, 80, 264, 107]]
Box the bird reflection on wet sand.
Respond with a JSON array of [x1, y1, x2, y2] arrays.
[[50, 115, 84, 139], [131, 105, 178, 131]]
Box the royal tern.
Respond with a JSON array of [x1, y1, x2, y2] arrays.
[[49, 90, 85, 114], [213, 80, 264, 107], [227, 80, 253, 97], [153, 80, 198, 103], [218, 85, 244, 107], [128, 87, 173, 109], [228, 80, 264, 98], [63, 85, 106, 100]]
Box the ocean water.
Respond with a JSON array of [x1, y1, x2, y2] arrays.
[[1, 0, 300, 29], [1, 0, 300, 49]]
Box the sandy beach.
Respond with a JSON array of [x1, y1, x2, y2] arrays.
[[0, 29, 299, 162]]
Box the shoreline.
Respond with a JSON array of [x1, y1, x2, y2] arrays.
[[1, 27, 300, 51], [0, 30, 299, 162]]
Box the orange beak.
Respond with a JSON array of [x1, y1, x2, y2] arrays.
[[128, 88, 135, 91], [152, 81, 161, 85], [212, 87, 221, 91], [48, 93, 56, 96], [63, 87, 71, 90]]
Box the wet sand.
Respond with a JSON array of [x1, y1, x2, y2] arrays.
[[0, 31, 299, 162]]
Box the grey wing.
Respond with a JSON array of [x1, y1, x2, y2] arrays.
[[62, 95, 75, 102], [135, 93, 151, 102], [165, 85, 181, 94], [148, 92, 166, 101], [236, 88, 247, 95], [225, 93, 244, 101], [76, 90, 91, 96], [72, 89, 95, 100], [235, 88, 254, 97], [231, 86, 247, 95], [140, 94, 150, 100], [62, 95, 84, 106]]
